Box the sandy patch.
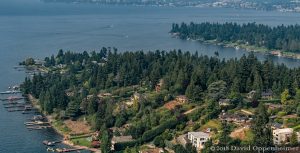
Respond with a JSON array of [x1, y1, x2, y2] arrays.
[[64, 119, 91, 134]]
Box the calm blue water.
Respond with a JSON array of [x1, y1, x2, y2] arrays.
[[1, 0, 300, 152]]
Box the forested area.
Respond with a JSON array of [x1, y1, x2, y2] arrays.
[[22, 48, 300, 115], [171, 22, 300, 52], [21, 48, 300, 151]]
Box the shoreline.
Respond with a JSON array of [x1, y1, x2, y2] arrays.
[[27, 94, 100, 153], [171, 33, 300, 60]]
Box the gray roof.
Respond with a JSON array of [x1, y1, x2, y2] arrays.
[[111, 136, 133, 143], [188, 132, 210, 138], [271, 122, 283, 129]]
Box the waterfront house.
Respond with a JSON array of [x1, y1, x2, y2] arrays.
[[187, 132, 210, 150]]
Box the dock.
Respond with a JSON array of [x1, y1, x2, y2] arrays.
[[56, 148, 85, 153], [7, 105, 34, 112], [0, 90, 21, 94], [27, 126, 51, 130], [24, 121, 50, 126], [7, 108, 26, 112], [43, 140, 62, 146], [0, 96, 24, 101], [4, 104, 26, 108], [25, 120, 51, 130], [3, 102, 20, 105]]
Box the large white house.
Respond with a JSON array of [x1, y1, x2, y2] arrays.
[[187, 132, 210, 149], [273, 128, 293, 145]]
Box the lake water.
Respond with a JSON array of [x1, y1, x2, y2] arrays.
[[1, 0, 300, 152]]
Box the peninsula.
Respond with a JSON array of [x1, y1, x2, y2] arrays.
[[171, 22, 300, 59], [20, 48, 300, 152]]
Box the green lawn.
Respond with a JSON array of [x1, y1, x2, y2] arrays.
[[243, 129, 254, 143], [71, 136, 92, 147], [200, 119, 222, 131]]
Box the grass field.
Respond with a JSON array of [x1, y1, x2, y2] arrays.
[[71, 136, 92, 147]]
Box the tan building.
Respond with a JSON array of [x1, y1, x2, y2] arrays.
[[176, 95, 189, 104]]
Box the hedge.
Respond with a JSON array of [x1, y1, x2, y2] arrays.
[[114, 117, 179, 151]]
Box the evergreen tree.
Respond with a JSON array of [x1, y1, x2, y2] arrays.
[[100, 128, 111, 153], [251, 103, 273, 149]]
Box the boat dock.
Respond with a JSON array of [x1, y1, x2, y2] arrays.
[[7, 105, 34, 112], [0, 90, 21, 94], [43, 140, 62, 146], [56, 148, 85, 153], [0, 96, 24, 101], [4, 104, 26, 108], [25, 120, 51, 130], [24, 121, 50, 126], [3, 102, 20, 105], [27, 126, 51, 130]]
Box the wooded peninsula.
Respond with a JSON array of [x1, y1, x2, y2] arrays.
[[21, 48, 300, 152], [171, 22, 300, 57]]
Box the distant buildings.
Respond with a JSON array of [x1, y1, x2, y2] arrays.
[[247, 89, 273, 100], [219, 112, 251, 124], [187, 132, 210, 150]]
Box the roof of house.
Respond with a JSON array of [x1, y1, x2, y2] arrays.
[[271, 122, 283, 129], [111, 136, 133, 143], [273, 128, 293, 134], [261, 89, 273, 96], [176, 95, 188, 99], [219, 99, 231, 104], [188, 132, 210, 138]]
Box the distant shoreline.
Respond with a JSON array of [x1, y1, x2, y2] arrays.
[[171, 33, 300, 60]]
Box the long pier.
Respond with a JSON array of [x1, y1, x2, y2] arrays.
[[4, 104, 26, 108], [56, 148, 85, 153], [0, 97, 24, 101], [0, 90, 21, 94]]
